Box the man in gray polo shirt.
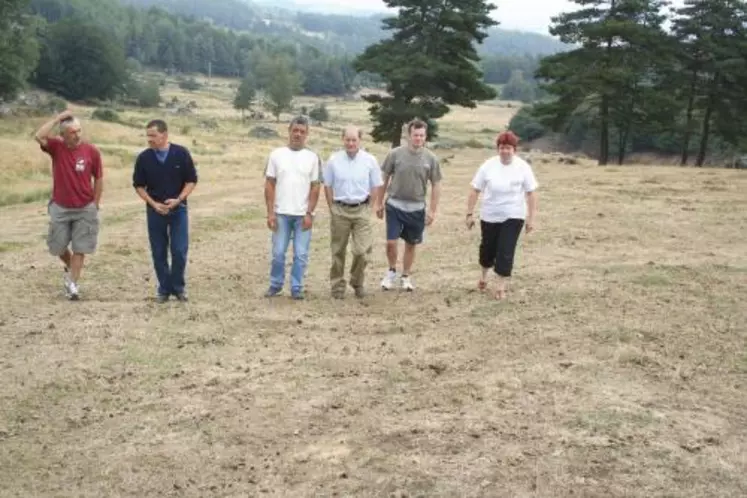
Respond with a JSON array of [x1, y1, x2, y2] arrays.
[[374, 118, 442, 291]]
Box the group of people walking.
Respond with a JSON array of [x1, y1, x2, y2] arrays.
[[32, 111, 538, 302]]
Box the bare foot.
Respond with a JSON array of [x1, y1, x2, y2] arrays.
[[494, 289, 506, 300]]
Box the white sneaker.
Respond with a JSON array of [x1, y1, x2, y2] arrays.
[[401, 276, 414, 292], [380, 270, 397, 290], [67, 280, 80, 301], [63, 268, 73, 294]]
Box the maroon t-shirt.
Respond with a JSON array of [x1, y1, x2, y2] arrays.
[[41, 137, 103, 208]]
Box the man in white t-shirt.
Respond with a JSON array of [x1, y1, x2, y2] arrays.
[[465, 130, 538, 300], [263, 115, 322, 300]]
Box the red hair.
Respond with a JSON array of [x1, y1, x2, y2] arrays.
[[496, 131, 519, 148]]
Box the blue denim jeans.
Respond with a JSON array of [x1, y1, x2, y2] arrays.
[[269, 214, 312, 292], [146, 204, 189, 296]]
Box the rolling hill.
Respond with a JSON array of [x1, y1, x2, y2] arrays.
[[119, 0, 569, 57]]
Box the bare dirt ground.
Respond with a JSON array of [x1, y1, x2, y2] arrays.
[[1, 78, 746, 497]]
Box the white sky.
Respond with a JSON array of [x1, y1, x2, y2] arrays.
[[289, 0, 581, 35]]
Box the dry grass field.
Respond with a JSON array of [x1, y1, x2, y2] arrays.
[[1, 75, 746, 497]]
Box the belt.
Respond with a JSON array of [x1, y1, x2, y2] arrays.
[[335, 197, 369, 207]]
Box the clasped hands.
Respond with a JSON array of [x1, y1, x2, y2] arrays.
[[152, 198, 181, 215]]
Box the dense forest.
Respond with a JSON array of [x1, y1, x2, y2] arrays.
[[14, 0, 565, 100], [118, 0, 567, 57], [508, 0, 747, 166]]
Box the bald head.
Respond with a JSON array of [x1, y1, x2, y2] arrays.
[[341, 125, 362, 140], [342, 125, 362, 156]]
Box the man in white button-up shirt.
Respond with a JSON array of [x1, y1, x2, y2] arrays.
[[323, 125, 383, 298]]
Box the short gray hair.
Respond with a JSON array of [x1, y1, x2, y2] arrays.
[[288, 115, 309, 129], [60, 117, 81, 132]]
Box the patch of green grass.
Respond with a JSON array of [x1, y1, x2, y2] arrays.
[[191, 147, 226, 156], [593, 326, 636, 344], [98, 146, 137, 166], [0, 188, 50, 207], [0, 241, 29, 253], [192, 207, 267, 235], [104, 210, 140, 225], [632, 272, 672, 287], [570, 408, 656, 436], [463, 138, 489, 149], [737, 354, 747, 373]]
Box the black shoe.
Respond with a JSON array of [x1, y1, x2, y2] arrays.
[[291, 289, 305, 300], [174, 293, 188, 302], [156, 294, 169, 303], [264, 286, 282, 298]]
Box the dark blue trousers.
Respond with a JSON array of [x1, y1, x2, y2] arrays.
[[146, 204, 189, 296]]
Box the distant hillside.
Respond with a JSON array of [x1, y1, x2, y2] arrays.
[[119, 0, 568, 57]]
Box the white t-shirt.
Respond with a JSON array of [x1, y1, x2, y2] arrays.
[[265, 146, 321, 216], [470, 155, 538, 223]]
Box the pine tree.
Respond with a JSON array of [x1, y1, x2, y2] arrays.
[[0, 0, 40, 101], [535, 0, 671, 165], [353, 0, 498, 147], [670, 0, 747, 165], [256, 57, 303, 121], [233, 74, 256, 119]]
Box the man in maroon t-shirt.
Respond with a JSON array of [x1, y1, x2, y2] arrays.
[[34, 110, 104, 300]]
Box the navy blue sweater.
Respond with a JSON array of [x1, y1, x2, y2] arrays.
[[132, 143, 198, 204]]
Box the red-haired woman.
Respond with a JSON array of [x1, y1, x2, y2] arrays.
[[465, 131, 538, 300]]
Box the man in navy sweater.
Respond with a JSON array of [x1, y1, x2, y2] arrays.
[[132, 119, 198, 302]]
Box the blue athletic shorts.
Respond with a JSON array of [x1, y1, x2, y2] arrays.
[[385, 202, 425, 245]]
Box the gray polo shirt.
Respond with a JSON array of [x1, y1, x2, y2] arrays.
[[381, 145, 442, 211]]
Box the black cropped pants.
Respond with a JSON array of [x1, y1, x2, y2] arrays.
[[479, 218, 524, 277]]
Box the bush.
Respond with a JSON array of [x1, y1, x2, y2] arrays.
[[178, 77, 202, 91], [508, 106, 546, 142], [309, 103, 329, 122], [42, 97, 67, 114], [92, 108, 119, 123], [137, 80, 161, 107]]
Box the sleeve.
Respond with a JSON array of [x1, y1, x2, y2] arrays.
[[265, 151, 277, 178], [369, 155, 384, 188], [522, 161, 538, 192], [323, 155, 335, 187], [429, 154, 442, 184], [183, 147, 198, 184], [310, 154, 321, 183], [41, 137, 62, 157], [381, 149, 395, 177], [91, 146, 103, 180], [470, 163, 487, 191], [132, 153, 146, 188]]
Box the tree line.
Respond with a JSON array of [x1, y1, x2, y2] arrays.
[[7, 0, 742, 166], [510, 0, 747, 166], [1, 0, 375, 105], [0, 0, 565, 106]]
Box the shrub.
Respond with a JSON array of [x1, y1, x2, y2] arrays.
[[92, 108, 119, 123], [508, 106, 546, 142], [309, 103, 329, 122], [178, 77, 202, 91]]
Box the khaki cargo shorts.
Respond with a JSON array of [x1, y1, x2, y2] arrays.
[[47, 201, 100, 255]]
